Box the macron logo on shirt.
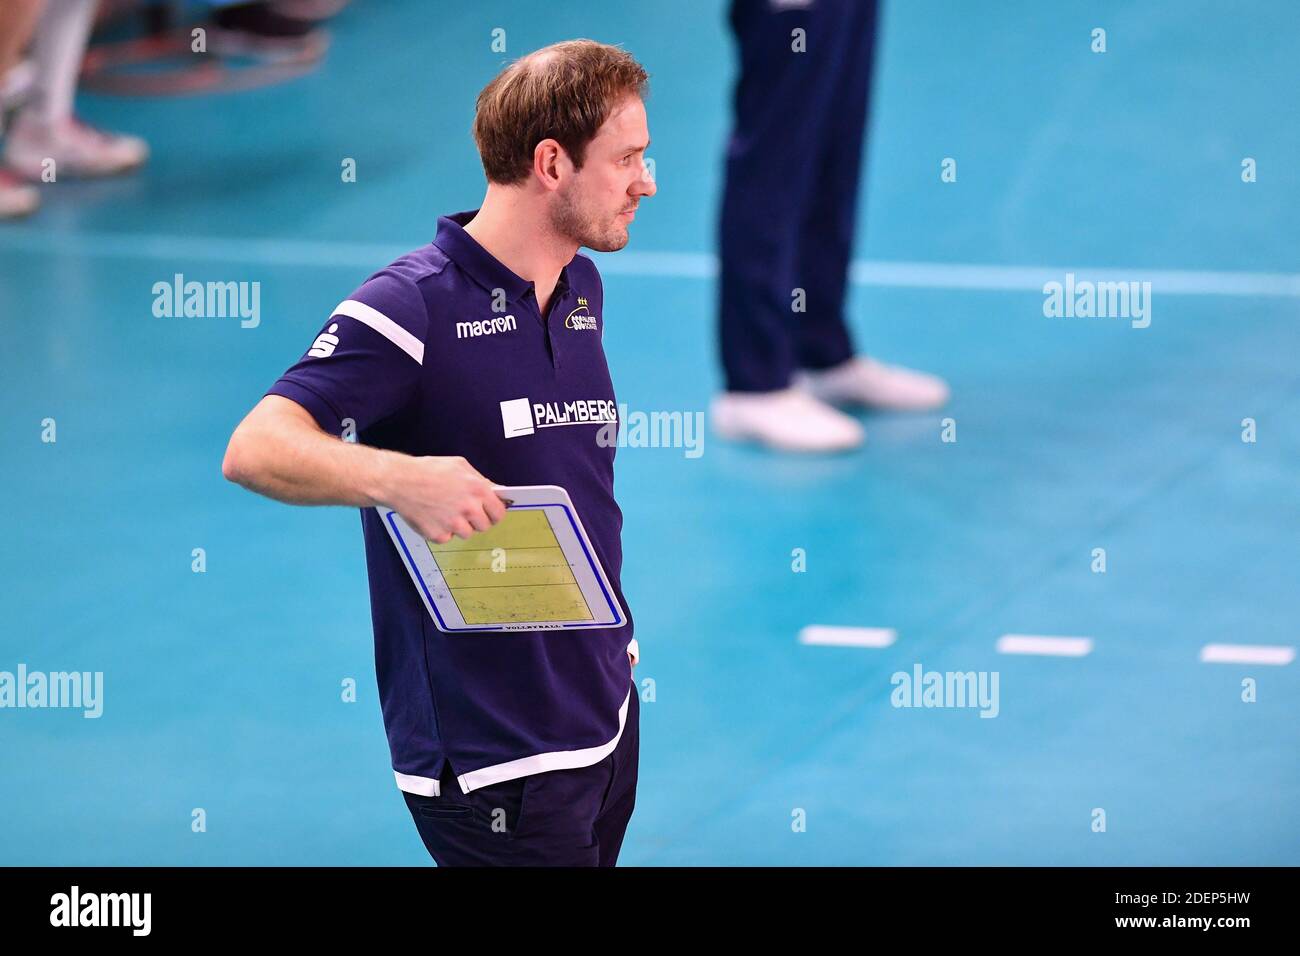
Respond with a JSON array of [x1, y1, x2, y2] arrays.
[[457, 314, 518, 339]]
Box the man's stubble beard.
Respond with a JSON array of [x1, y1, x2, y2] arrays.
[[550, 183, 629, 253]]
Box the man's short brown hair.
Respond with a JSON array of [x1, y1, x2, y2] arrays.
[[472, 39, 649, 186]]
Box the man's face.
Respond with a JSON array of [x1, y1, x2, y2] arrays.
[[550, 95, 656, 252]]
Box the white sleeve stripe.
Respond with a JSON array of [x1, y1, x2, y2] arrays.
[[332, 298, 425, 365]]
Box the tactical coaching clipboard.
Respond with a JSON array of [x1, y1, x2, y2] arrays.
[[381, 484, 625, 633]]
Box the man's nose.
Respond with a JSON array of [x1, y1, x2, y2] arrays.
[[636, 162, 657, 197]]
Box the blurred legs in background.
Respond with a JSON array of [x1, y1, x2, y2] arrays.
[[0, 0, 45, 218], [4, 0, 149, 185], [204, 0, 334, 59], [712, 0, 949, 453], [0, 0, 43, 99]]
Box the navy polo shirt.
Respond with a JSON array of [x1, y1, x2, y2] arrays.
[[266, 210, 636, 797]]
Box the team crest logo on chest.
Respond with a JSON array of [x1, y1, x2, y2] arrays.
[[564, 297, 599, 331]]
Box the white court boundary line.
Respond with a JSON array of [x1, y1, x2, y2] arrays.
[[798, 625, 897, 648], [800, 632, 1296, 665], [1200, 644, 1295, 666], [4, 230, 1300, 297], [996, 634, 1094, 657]]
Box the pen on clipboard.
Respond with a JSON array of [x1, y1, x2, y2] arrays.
[[488, 481, 512, 512], [491, 484, 514, 508]]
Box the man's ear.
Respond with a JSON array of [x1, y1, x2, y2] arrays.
[[532, 138, 568, 191]]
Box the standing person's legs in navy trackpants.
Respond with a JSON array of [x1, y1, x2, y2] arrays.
[[717, 0, 879, 392], [793, 0, 878, 373]]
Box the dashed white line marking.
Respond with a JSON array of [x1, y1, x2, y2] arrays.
[[1199, 644, 1295, 666], [996, 634, 1094, 657], [798, 626, 897, 648]]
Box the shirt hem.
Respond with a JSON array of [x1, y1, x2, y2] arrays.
[[392, 683, 633, 797]]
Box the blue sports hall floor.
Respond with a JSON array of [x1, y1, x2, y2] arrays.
[[1, 0, 1296, 864]]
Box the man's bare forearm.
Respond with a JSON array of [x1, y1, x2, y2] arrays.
[[222, 395, 505, 543], [222, 395, 394, 507]]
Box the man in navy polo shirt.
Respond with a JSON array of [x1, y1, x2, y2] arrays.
[[222, 40, 655, 866]]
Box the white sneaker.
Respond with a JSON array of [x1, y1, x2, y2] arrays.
[[0, 168, 39, 219], [794, 356, 950, 411], [711, 387, 865, 452], [4, 115, 149, 180]]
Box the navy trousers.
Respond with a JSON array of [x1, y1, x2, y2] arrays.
[[402, 681, 640, 866], [718, 0, 879, 391]]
